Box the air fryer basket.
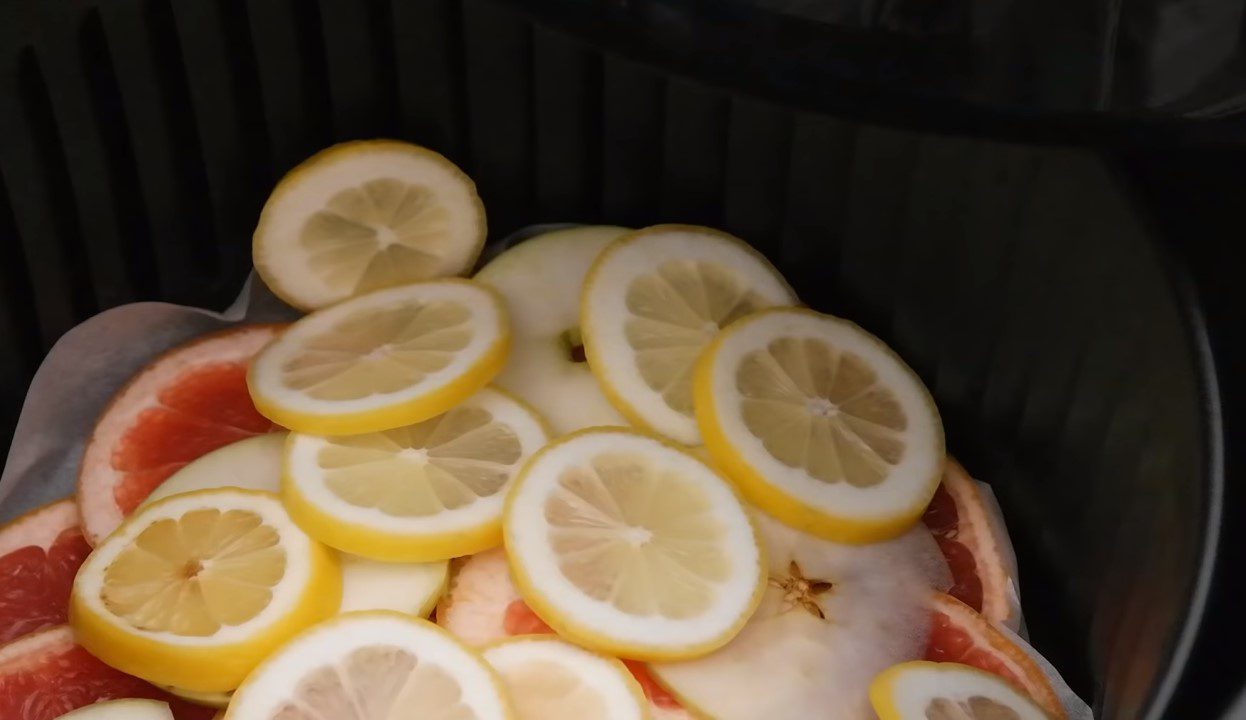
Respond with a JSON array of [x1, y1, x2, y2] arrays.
[[0, 1, 1223, 718]]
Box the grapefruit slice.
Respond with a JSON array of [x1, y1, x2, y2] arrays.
[[924, 593, 1064, 719], [922, 459, 1020, 630], [0, 499, 90, 645], [77, 324, 284, 545], [436, 549, 692, 720], [0, 625, 215, 720]]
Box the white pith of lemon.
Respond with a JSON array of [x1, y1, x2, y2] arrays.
[[649, 512, 951, 720], [254, 139, 487, 310], [482, 637, 647, 720], [226, 611, 513, 720], [869, 661, 1050, 720], [503, 427, 765, 661], [69, 488, 341, 693], [580, 224, 797, 445], [695, 307, 944, 543], [475, 225, 631, 434], [283, 387, 549, 562], [247, 279, 510, 435]]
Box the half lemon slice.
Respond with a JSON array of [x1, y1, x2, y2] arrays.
[[695, 307, 944, 543], [483, 637, 647, 720], [869, 661, 1052, 720], [504, 427, 765, 660], [248, 279, 509, 435], [254, 140, 487, 310], [581, 225, 796, 445], [226, 612, 512, 720], [69, 489, 341, 693], [283, 388, 549, 561]]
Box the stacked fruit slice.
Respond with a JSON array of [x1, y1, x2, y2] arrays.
[[0, 139, 1073, 720]]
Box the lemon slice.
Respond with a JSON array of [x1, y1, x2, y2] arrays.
[[69, 489, 341, 693], [284, 387, 549, 562], [581, 225, 796, 445], [483, 637, 647, 720], [695, 307, 944, 543], [248, 279, 509, 435], [254, 140, 487, 310], [869, 661, 1051, 720], [58, 699, 174, 720], [141, 432, 450, 617], [503, 427, 765, 660], [226, 611, 512, 720]]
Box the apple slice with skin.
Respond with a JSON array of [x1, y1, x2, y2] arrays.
[[474, 226, 630, 435]]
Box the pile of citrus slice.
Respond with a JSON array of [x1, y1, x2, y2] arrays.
[[0, 139, 1073, 720]]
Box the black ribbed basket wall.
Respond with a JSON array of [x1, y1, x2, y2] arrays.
[[0, 0, 1222, 718]]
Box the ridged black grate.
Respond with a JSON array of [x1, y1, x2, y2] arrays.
[[0, 1, 1219, 718]]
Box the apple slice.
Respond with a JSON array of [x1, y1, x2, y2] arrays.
[[474, 226, 630, 434], [648, 512, 951, 720]]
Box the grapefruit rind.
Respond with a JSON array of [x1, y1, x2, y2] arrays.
[[77, 324, 283, 545], [926, 593, 1065, 719], [693, 307, 945, 544], [0, 497, 80, 556], [69, 489, 341, 693], [247, 280, 510, 435]]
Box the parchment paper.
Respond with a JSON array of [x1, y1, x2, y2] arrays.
[[0, 229, 1092, 719]]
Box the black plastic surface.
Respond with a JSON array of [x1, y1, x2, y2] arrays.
[[0, 0, 1231, 717]]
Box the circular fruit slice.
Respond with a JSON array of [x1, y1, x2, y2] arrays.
[[436, 549, 692, 720], [925, 593, 1064, 718], [504, 427, 765, 660], [140, 433, 450, 617], [649, 512, 951, 720], [226, 612, 511, 720], [58, 698, 174, 720], [870, 661, 1050, 720], [483, 637, 646, 720], [694, 307, 945, 543], [253, 139, 487, 310], [70, 489, 341, 693], [0, 625, 215, 720], [475, 225, 631, 434], [581, 225, 797, 445], [922, 459, 1021, 630], [248, 279, 509, 435], [143, 433, 287, 504], [78, 324, 283, 545], [0, 498, 91, 644], [284, 387, 549, 561]]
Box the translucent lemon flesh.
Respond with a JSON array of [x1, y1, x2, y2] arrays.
[[318, 405, 522, 517], [543, 452, 729, 619], [301, 179, 452, 297], [270, 645, 476, 720], [101, 509, 286, 636], [625, 261, 770, 416], [737, 337, 908, 487], [281, 300, 471, 401], [500, 660, 608, 719], [926, 696, 1022, 720]]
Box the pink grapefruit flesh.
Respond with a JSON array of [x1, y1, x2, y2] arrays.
[[77, 325, 283, 544], [0, 500, 91, 645], [0, 626, 216, 720]]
